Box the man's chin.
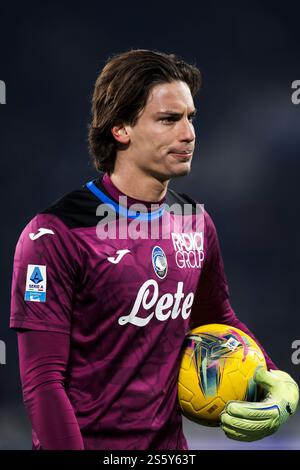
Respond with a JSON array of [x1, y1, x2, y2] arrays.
[[149, 162, 191, 182], [169, 161, 192, 178]]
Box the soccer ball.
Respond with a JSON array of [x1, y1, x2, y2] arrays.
[[178, 323, 267, 426]]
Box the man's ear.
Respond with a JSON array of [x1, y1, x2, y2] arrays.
[[111, 124, 130, 144]]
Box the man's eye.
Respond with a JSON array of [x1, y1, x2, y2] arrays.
[[161, 117, 177, 124], [160, 116, 196, 124]]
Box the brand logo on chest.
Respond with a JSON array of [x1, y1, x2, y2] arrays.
[[118, 279, 194, 327]]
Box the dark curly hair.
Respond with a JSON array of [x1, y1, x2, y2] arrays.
[[88, 49, 202, 174]]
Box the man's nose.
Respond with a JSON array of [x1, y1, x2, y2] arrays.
[[178, 119, 195, 142]]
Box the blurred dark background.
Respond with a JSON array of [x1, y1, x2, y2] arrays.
[[0, 0, 299, 449]]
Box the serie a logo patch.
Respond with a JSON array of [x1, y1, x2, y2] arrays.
[[24, 264, 47, 302]]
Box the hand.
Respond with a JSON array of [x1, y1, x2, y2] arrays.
[[220, 367, 299, 441]]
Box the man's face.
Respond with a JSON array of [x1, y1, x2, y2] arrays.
[[123, 81, 196, 181]]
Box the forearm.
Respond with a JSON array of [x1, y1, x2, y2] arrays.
[[18, 330, 84, 450], [24, 382, 84, 450], [191, 298, 277, 370], [215, 300, 277, 371]]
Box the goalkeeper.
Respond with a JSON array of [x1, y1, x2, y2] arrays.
[[10, 49, 298, 449]]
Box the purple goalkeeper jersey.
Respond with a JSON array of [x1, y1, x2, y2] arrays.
[[10, 173, 276, 450]]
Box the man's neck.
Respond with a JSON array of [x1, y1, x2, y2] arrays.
[[110, 168, 169, 202]]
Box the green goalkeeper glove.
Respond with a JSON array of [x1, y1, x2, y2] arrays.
[[220, 367, 299, 441]]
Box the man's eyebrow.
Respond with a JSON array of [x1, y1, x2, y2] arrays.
[[155, 108, 197, 116]]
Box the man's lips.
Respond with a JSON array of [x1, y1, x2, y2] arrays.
[[168, 150, 193, 158]]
